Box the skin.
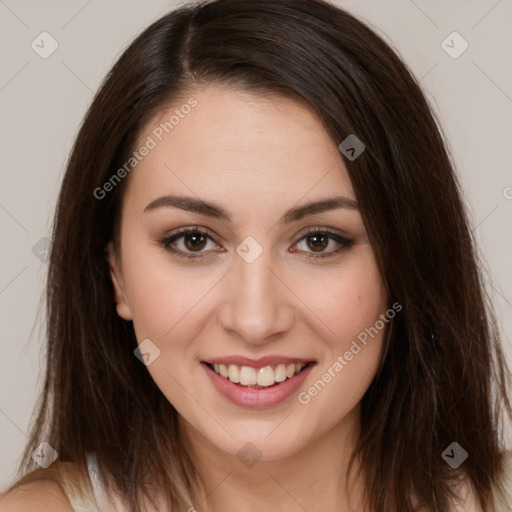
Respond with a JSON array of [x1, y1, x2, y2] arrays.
[[107, 85, 391, 512]]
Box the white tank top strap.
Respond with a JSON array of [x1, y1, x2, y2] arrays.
[[58, 453, 102, 512], [85, 452, 106, 510], [86, 452, 130, 512]]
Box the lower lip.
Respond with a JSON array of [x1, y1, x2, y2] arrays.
[[201, 362, 315, 408]]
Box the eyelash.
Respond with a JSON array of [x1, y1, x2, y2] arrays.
[[158, 226, 354, 261]]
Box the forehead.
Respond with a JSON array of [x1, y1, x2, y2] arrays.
[[123, 87, 355, 213]]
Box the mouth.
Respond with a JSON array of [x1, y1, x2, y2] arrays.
[[204, 361, 315, 389]]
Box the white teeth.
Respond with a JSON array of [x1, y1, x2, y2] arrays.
[[228, 364, 240, 383], [256, 366, 275, 387], [239, 366, 257, 386], [211, 362, 308, 387], [274, 364, 287, 382]]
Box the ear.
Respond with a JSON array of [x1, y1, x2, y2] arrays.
[[106, 241, 133, 321]]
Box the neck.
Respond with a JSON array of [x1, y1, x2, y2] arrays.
[[179, 404, 365, 512]]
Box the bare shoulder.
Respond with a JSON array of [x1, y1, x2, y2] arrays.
[[0, 463, 75, 512], [0, 479, 73, 511]]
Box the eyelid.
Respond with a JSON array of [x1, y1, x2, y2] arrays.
[[161, 225, 350, 243], [295, 225, 351, 240]]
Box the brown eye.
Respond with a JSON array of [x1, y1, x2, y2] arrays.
[[159, 228, 219, 260], [182, 231, 208, 251], [294, 229, 354, 260], [305, 233, 330, 252]]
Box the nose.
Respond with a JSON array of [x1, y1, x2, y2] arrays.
[[217, 246, 295, 346]]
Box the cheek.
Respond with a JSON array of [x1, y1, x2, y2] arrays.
[[121, 254, 212, 408], [120, 237, 211, 340], [295, 248, 388, 405], [294, 246, 388, 348]]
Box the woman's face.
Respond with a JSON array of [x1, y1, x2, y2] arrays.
[[108, 86, 389, 461]]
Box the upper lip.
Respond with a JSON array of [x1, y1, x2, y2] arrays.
[[203, 356, 316, 367]]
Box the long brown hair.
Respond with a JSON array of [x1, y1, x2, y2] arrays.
[[8, 0, 512, 510]]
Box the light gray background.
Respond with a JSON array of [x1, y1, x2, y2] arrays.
[[1, 0, 511, 488]]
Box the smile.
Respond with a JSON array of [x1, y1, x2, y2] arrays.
[[201, 358, 316, 408], [207, 362, 309, 388]]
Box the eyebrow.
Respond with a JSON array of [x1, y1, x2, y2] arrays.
[[143, 194, 359, 224]]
